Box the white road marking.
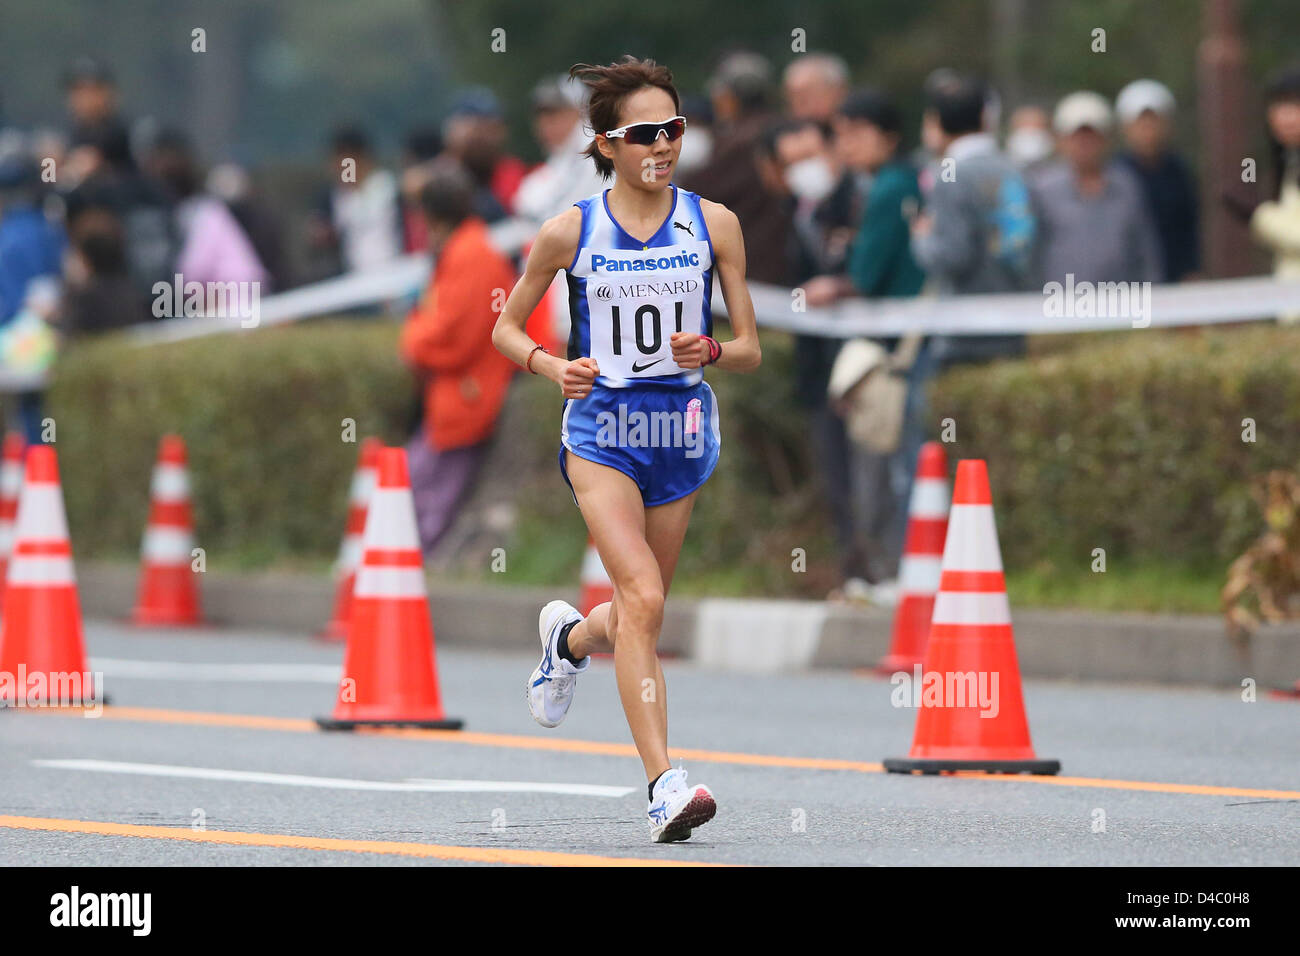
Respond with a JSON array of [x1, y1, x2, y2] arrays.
[[88, 658, 340, 683], [32, 760, 636, 798]]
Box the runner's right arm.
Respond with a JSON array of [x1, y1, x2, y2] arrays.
[[492, 207, 599, 399]]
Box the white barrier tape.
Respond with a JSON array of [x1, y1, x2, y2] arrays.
[[741, 275, 1300, 337], [119, 208, 1300, 346]]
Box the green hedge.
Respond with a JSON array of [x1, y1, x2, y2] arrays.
[[929, 325, 1299, 571], [38, 319, 1291, 596], [47, 320, 414, 568]]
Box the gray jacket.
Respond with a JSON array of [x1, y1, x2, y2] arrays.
[[1028, 159, 1162, 286], [911, 133, 1034, 364]]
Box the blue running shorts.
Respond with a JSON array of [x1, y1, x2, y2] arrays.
[[558, 380, 721, 507]]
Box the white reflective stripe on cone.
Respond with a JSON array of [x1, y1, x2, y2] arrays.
[[336, 533, 363, 571], [898, 554, 943, 593], [150, 464, 190, 502], [349, 469, 376, 505], [908, 478, 950, 520], [354, 566, 426, 599], [0, 524, 13, 553], [143, 526, 194, 563], [362, 488, 421, 550], [7, 554, 76, 585], [581, 545, 610, 583], [14, 484, 70, 541], [940, 505, 1004, 572], [0, 463, 21, 496], [931, 590, 1012, 626]]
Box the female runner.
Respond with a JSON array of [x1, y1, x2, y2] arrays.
[[492, 56, 761, 843]]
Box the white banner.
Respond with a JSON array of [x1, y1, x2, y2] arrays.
[[123, 216, 1300, 346]]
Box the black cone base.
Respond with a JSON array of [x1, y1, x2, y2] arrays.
[[315, 716, 464, 731], [884, 757, 1060, 775]]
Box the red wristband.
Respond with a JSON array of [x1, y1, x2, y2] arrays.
[[525, 343, 549, 374], [701, 335, 722, 366]]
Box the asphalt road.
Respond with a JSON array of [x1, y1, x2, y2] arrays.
[[0, 620, 1296, 866]]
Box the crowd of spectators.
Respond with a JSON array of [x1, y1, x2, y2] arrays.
[[2, 53, 1299, 591]]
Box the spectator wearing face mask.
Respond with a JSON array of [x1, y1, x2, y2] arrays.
[[1005, 104, 1055, 171], [797, 90, 926, 597], [682, 51, 793, 285]]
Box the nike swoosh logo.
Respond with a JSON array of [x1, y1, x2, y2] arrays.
[[631, 359, 664, 373]]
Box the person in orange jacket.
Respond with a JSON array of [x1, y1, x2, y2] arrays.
[[399, 161, 517, 553]]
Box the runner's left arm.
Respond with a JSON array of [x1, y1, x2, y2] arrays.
[[670, 200, 761, 373]]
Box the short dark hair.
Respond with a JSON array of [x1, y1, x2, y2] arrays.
[[926, 71, 986, 136], [570, 56, 681, 180], [757, 118, 822, 159], [419, 161, 475, 226], [1265, 63, 1300, 105], [839, 87, 903, 135], [330, 125, 371, 157], [404, 127, 443, 163]]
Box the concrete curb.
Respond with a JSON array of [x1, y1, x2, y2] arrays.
[[77, 563, 1300, 688]]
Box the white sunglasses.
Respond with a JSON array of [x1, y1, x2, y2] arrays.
[[603, 116, 688, 145]]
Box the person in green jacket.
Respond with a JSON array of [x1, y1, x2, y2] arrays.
[[802, 89, 925, 600]]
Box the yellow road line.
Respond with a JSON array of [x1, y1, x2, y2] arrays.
[[28, 704, 1300, 801], [40, 705, 884, 772], [0, 814, 726, 867]]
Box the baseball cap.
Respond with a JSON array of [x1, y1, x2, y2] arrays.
[[1053, 91, 1112, 135], [447, 86, 502, 120], [63, 57, 114, 89], [1115, 79, 1175, 123], [530, 75, 585, 112]]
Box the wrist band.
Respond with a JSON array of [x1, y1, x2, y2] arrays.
[[701, 335, 722, 366], [525, 343, 549, 374]]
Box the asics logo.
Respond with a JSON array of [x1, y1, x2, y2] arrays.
[[649, 803, 669, 824]]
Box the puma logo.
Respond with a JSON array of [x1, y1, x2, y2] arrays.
[[672, 221, 694, 237]]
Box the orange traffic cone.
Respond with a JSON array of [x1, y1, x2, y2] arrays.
[[578, 535, 613, 617], [1269, 680, 1300, 700], [319, 437, 382, 641], [0, 432, 25, 613], [316, 446, 462, 730], [0, 445, 102, 707], [884, 460, 1059, 775], [131, 435, 202, 626], [876, 442, 949, 674]]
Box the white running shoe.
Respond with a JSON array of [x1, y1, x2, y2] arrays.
[[527, 600, 590, 728], [647, 766, 716, 843]]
